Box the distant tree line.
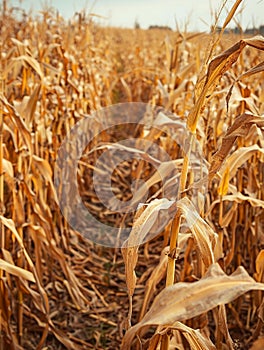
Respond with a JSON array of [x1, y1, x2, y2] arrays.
[[135, 21, 264, 34], [134, 21, 173, 31], [148, 25, 172, 31], [216, 25, 264, 35]]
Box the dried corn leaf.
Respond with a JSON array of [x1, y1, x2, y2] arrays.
[[13, 55, 44, 80], [0, 94, 33, 159], [91, 142, 161, 167], [210, 192, 264, 209], [128, 160, 182, 208], [0, 216, 49, 313], [14, 84, 41, 126], [209, 114, 264, 180], [139, 246, 169, 320], [148, 321, 216, 350], [240, 61, 264, 81], [124, 198, 175, 249], [236, 61, 264, 83], [2, 158, 14, 178], [173, 322, 216, 350], [227, 62, 264, 110], [13, 187, 25, 225], [0, 258, 35, 282], [140, 234, 192, 320], [0, 216, 27, 256], [206, 37, 264, 88], [216, 304, 234, 349], [187, 36, 264, 133], [177, 197, 217, 267], [32, 155, 58, 203], [121, 263, 264, 349], [153, 111, 186, 129], [219, 145, 264, 180], [122, 242, 137, 301], [222, 0, 243, 30], [122, 199, 175, 297], [120, 77, 132, 102]]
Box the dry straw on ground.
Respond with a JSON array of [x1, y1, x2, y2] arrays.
[[0, 0, 264, 349]]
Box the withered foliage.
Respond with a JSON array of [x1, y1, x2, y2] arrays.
[[0, 2, 264, 350]]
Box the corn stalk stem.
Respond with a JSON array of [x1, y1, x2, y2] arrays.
[[16, 141, 24, 346], [166, 133, 194, 286], [162, 133, 195, 348], [166, 212, 181, 287], [160, 333, 169, 350], [179, 133, 195, 195], [2, 0, 6, 17], [17, 228, 24, 346]]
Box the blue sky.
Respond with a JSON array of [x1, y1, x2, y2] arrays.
[[9, 0, 264, 31]]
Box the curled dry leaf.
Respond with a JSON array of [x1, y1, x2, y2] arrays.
[[122, 199, 175, 328], [209, 192, 264, 211], [32, 155, 59, 204], [237, 61, 264, 80], [121, 263, 264, 349], [226, 61, 264, 110], [12, 55, 44, 80], [90, 141, 161, 167], [14, 84, 41, 127], [123, 198, 176, 249], [128, 160, 182, 208], [177, 197, 217, 268], [0, 216, 50, 314], [209, 114, 264, 180], [2, 158, 14, 178], [219, 145, 264, 181], [148, 321, 216, 350], [173, 321, 216, 350], [0, 216, 33, 268], [122, 199, 175, 297], [0, 94, 33, 161], [187, 35, 264, 133]]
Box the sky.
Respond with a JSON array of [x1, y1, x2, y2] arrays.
[[8, 0, 264, 32]]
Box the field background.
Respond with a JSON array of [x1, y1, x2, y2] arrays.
[[0, 3, 264, 350]]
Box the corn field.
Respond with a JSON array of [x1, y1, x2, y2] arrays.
[[0, 1, 264, 349]]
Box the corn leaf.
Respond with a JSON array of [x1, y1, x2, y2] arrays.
[[121, 263, 264, 349]]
